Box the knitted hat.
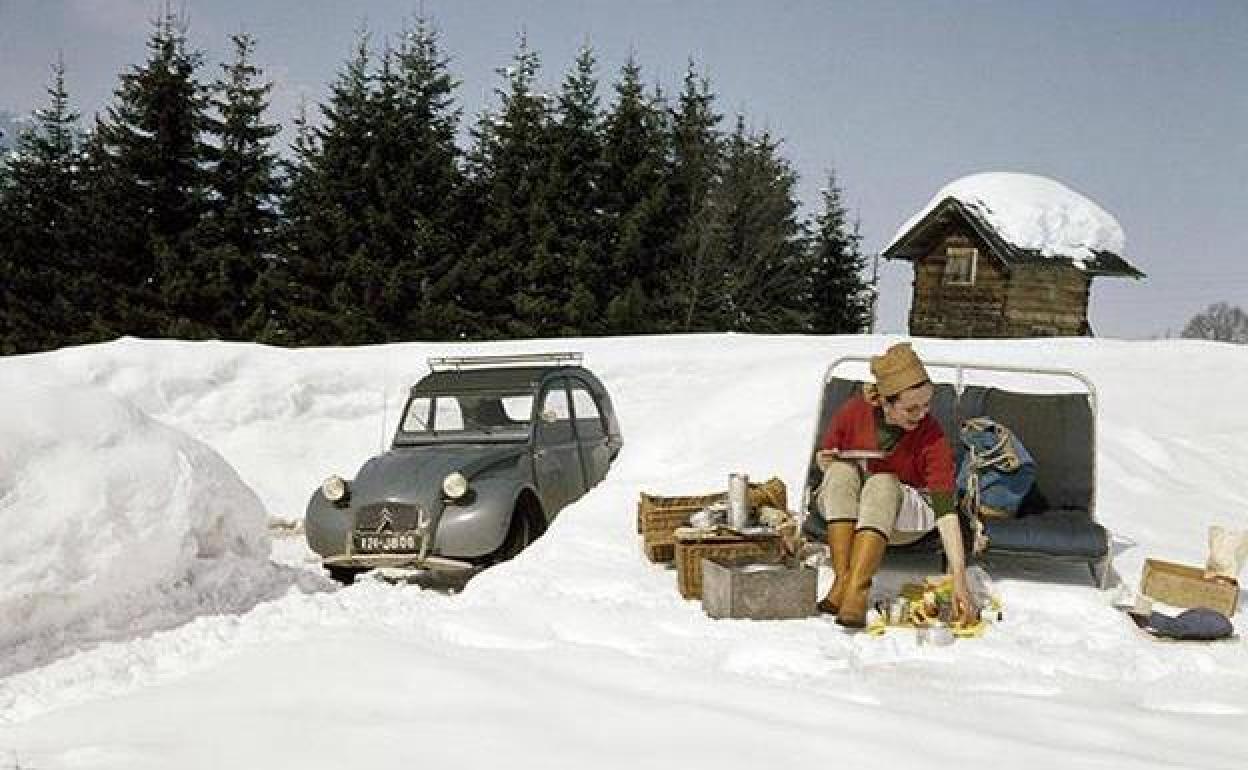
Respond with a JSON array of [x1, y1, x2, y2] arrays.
[[870, 343, 930, 398]]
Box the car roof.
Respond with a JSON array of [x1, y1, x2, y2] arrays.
[[412, 366, 600, 394]]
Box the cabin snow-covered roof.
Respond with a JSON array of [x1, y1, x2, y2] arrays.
[[882, 172, 1144, 278]]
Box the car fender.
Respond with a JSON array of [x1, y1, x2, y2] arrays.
[[436, 478, 538, 559], [305, 485, 353, 558]]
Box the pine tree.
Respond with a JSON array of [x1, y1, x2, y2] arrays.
[[461, 37, 555, 338], [378, 18, 465, 339], [0, 59, 87, 353], [202, 32, 282, 339], [808, 172, 872, 334], [663, 60, 723, 331], [276, 32, 379, 344], [709, 116, 812, 332], [542, 44, 605, 335], [93, 9, 212, 338], [600, 56, 670, 333], [275, 22, 467, 345], [75, 125, 127, 341]]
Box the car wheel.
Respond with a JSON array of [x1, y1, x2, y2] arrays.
[[327, 565, 363, 585], [491, 509, 533, 565]]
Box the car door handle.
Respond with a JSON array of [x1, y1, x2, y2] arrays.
[[533, 449, 547, 459]]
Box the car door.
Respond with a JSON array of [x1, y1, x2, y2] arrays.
[[533, 378, 588, 515], [569, 378, 611, 488]]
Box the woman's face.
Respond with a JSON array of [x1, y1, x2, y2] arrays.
[[881, 382, 934, 431]]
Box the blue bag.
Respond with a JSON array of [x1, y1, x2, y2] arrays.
[[956, 417, 1036, 518]]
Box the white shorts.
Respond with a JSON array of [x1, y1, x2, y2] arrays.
[[894, 485, 937, 533]]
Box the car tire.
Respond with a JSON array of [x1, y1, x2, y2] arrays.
[[328, 565, 363, 585], [491, 509, 533, 565]]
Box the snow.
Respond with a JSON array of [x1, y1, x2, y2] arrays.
[[886, 172, 1127, 267], [2, 334, 1247, 769], [0, 374, 287, 679]]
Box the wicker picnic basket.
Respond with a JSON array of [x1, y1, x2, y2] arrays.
[[674, 533, 786, 600], [638, 476, 783, 561], [639, 492, 725, 562], [637, 478, 788, 564]]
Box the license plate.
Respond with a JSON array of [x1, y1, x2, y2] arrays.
[[352, 531, 422, 553]]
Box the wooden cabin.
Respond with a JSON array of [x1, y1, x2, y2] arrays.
[[882, 181, 1144, 338]]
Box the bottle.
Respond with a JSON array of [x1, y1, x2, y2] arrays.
[[728, 473, 750, 529]]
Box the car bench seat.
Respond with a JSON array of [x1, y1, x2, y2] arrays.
[[803, 373, 1110, 587]]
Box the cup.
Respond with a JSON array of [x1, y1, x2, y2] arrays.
[[889, 597, 908, 625]]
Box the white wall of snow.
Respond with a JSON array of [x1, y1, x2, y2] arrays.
[[0, 375, 273, 675]]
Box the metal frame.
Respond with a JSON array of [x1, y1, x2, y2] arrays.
[[802, 355, 1110, 588], [427, 352, 584, 371]]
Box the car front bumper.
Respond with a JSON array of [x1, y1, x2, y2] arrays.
[[321, 553, 477, 573]]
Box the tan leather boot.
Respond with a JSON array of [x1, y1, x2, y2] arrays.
[[816, 521, 856, 614], [836, 528, 888, 629]]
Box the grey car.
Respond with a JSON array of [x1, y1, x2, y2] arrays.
[[305, 353, 623, 584]]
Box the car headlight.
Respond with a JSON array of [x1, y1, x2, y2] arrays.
[[321, 474, 348, 503], [442, 471, 469, 500]]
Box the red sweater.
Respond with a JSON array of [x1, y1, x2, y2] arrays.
[[819, 395, 955, 493]]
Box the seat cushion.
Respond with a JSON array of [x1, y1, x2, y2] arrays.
[[983, 509, 1108, 559]]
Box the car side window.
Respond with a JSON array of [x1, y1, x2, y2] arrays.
[[434, 396, 465, 431], [570, 385, 606, 439], [501, 395, 534, 421], [538, 382, 574, 444], [401, 397, 432, 432]]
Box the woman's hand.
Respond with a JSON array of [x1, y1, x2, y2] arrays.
[[950, 570, 979, 625], [815, 449, 838, 472]]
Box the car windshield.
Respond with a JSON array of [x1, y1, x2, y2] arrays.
[[398, 390, 534, 440]]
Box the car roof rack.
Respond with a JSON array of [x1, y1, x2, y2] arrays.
[[427, 352, 584, 371]]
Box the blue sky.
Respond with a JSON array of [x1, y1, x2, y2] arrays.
[[2, 0, 1245, 338]]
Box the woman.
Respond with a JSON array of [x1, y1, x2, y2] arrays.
[[814, 342, 976, 628]]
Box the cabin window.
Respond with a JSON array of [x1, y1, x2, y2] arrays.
[[944, 246, 977, 285]]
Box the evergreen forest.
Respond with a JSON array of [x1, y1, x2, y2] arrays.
[[0, 14, 874, 354]]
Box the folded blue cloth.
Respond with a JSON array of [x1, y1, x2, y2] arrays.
[[1131, 608, 1234, 641]]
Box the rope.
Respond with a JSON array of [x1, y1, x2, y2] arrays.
[[959, 418, 1024, 554]]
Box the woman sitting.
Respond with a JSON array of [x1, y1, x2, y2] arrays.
[[814, 342, 975, 628]]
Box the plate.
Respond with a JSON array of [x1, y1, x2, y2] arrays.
[[832, 449, 888, 460], [738, 526, 776, 536]]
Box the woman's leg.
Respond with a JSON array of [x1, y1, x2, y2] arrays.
[[838, 474, 903, 628], [816, 460, 863, 523], [855, 473, 903, 538], [816, 462, 862, 613]]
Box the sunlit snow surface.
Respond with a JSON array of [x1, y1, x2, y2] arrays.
[[1, 335, 1246, 769]]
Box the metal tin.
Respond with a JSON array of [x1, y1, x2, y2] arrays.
[[728, 472, 750, 529]]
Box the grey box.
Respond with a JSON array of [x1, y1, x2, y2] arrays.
[[701, 559, 817, 620]]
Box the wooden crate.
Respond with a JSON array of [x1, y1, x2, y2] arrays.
[[639, 491, 725, 563], [674, 533, 785, 600], [1141, 558, 1239, 616]]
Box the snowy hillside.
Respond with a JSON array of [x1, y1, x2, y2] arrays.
[[1, 335, 1246, 769]]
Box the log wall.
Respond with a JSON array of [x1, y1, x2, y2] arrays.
[[907, 230, 1092, 338]]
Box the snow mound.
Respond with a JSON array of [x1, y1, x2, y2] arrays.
[[0, 377, 273, 675], [888, 171, 1126, 265]]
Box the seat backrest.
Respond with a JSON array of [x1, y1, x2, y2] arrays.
[[973, 388, 1094, 511]]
